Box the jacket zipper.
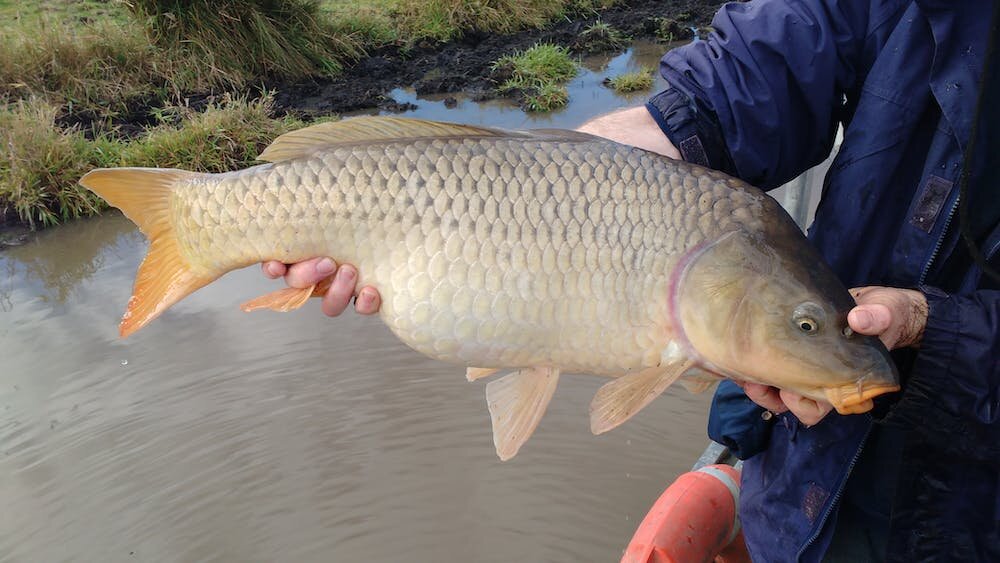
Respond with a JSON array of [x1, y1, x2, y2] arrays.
[[918, 194, 960, 285], [796, 417, 873, 561], [985, 236, 1000, 261]]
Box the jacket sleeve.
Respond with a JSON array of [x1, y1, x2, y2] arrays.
[[646, 0, 903, 189], [888, 288, 1000, 455]]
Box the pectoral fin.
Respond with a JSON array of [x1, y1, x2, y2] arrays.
[[240, 278, 334, 312], [486, 367, 560, 461], [679, 368, 724, 394], [590, 359, 694, 435], [679, 377, 718, 394]]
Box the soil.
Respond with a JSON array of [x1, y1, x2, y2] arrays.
[[270, 0, 722, 116]]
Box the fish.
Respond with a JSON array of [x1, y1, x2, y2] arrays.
[[79, 116, 900, 460]]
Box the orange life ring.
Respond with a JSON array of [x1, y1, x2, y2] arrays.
[[621, 464, 751, 563]]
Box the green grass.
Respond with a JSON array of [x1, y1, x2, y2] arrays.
[[0, 98, 121, 227], [494, 43, 578, 111], [122, 94, 311, 172], [576, 20, 628, 53], [0, 94, 310, 227], [607, 66, 655, 93]]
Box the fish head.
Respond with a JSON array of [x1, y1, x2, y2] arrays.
[[675, 229, 899, 414]]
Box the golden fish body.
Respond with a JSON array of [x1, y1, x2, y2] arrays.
[[80, 117, 899, 460], [173, 135, 758, 374]]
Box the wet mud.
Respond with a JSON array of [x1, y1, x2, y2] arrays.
[[271, 0, 721, 116]]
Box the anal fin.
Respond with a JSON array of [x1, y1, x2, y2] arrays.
[[466, 367, 500, 381], [241, 277, 333, 313], [486, 367, 560, 461], [590, 359, 693, 435]]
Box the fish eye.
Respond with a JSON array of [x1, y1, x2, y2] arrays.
[[791, 302, 825, 335]]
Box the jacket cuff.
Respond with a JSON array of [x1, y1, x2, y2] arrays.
[[645, 86, 737, 176], [707, 380, 774, 460], [913, 285, 961, 381], [884, 286, 957, 424], [882, 287, 999, 457]]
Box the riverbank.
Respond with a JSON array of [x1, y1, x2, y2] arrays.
[[0, 0, 723, 230]]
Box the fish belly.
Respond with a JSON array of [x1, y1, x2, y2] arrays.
[[170, 137, 762, 375]]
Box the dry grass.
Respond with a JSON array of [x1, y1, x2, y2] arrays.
[[130, 0, 360, 82], [0, 98, 120, 227], [1, 95, 309, 227]]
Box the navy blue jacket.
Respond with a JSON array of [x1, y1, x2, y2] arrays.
[[646, 1, 1000, 561]]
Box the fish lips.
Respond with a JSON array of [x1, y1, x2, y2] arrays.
[[824, 352, 901, 415]]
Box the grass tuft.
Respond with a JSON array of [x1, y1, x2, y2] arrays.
[[524, 83, 569, 112], [493, 43, 577, 111], [0, 98, 121, 227], [129, 0, 360, 82], [575, 20, 628, 53], [123, 94, 307, 172], [1, 94, 310, 227], [606, 66, 655, 93]]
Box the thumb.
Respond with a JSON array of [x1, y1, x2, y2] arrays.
[[848, 304, 892, 335]]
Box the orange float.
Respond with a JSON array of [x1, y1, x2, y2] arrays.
[[621, 464, 751, 563]]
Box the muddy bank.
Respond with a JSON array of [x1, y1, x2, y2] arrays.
[[51, 0, 721, 139], [272, 0, 721, 116]]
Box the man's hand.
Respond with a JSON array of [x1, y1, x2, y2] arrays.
[[738, 382, 833, 426], [742, 286, 929, 426], [847, 286, 928, 349], [261, 258, 380, 317]]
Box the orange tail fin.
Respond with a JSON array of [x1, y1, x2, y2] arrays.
[[79, 168, 214, 337]]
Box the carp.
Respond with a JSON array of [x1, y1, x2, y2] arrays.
[[80, 117, 899, 459]]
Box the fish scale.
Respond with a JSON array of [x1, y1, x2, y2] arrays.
[[169, 136, 757, 375], [80, 116, 900, 460]]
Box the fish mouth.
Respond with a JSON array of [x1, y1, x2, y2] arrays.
[[825, 383, 901, 415]]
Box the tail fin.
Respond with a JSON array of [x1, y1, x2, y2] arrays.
[[79, 168, 214, 337]]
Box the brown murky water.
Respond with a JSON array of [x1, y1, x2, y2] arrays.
[[1, 43, 715, 563]]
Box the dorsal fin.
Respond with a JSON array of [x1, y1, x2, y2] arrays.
[[258, 116, 525, 162]]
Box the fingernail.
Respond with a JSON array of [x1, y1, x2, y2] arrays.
[[316, 258, 336, 275], [359, 289, 374, 305], [338, 265, 356, 281], [266, 263, 280, 276], [850, 310, 874, 331]]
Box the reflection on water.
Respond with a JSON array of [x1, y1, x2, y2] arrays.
[[0, 41, 713, 563], [1, 214, 140, 310]]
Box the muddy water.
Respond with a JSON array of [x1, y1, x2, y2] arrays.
[[1, 43, 715, 563], [352, 40, 672, 130]]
